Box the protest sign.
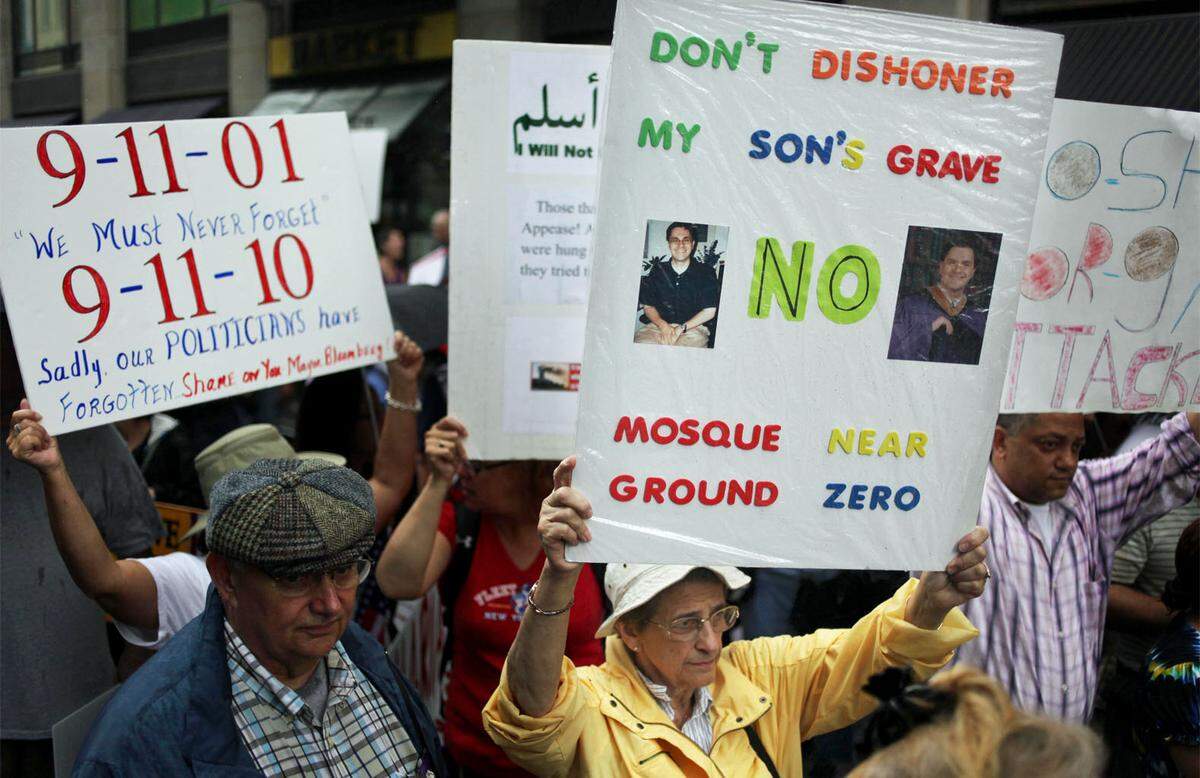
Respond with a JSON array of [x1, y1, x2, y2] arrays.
[[0, 113, 393, 434], [449, 40, 608, 459], [351, 128, 388, 224], [1004, 100, 1199, 413], [568, 0, 1062, 569]]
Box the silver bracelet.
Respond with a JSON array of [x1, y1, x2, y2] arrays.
[[384, 391, 422, 412], [527, 581, 573, 617]]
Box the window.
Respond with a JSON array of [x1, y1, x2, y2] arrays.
[[13, 0, 76, 74], [128, 0, 228, 32], [34, 0, 66, 48], [129, 0, 156, 31]]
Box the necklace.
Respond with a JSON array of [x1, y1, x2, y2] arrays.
[[937, 285, 964, 309]]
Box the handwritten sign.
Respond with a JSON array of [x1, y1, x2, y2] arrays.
[[0, 113, 394, 434], [1004, 100, 1199, 413], [567, 0, 1062, 569], [449, 41, 608, 459]]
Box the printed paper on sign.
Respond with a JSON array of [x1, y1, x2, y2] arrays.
[[0, 113, 393, 434], [449, 41, 609, 460], [567, 0, 1063, 570], [508, 51, 605, 176], [1003, 100, 1199, 413]]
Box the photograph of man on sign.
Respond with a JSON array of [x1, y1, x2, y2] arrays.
[[634, 220, 727, 349], [887, 226, 1002, 365]]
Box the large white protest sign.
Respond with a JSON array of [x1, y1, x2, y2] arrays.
[[1004, 100, 1199, 413], [0, 113, 393, 434], [568, 0, 1062, 569], [449, 40, 608, 459]]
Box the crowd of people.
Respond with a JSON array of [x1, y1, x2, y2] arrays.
[[0, 214, 1197, 778]]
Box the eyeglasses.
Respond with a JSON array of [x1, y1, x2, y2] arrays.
[[648, 604, 739, 642], [268, 558, 372, 598], [667, 238, 694, 247]]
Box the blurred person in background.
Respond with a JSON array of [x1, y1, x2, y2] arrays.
[[377, 223, 408, 285], [407, 209, 450, 286], [1, 313, 163, 777], [377, 417, 605, 777], [1138, 518, 1199, 778], [849, 665, 1105, 777], [1096, 413, 1199, 775]]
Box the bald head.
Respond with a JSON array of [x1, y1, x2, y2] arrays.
[[431, 209, 449, 246]]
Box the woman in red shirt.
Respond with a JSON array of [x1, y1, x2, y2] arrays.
[[377, 416, 605, 777]]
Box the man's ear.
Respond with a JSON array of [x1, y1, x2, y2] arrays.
[[991, 426, 1007, 462], [206, 553, 237, 608]]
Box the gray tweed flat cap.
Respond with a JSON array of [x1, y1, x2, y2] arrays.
[[206, 458, 375, 577]]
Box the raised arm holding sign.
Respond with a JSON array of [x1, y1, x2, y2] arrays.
[[482, 456, 990, 776]]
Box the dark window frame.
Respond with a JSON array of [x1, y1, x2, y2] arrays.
[[126, 0, 226, 34], [127, 14, 228, 56], [12, 0, 78, 75]]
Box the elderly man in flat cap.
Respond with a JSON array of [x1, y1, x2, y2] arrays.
[[73, 459, 446, 776]]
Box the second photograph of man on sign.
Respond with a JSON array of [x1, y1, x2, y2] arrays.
[[887, 226, 1002, 366]]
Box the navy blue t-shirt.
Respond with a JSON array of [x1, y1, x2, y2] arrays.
[[640, 259, 720, 325]]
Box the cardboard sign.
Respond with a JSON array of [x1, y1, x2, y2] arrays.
[[0, 113, 393, 434], [1004, 100, 1199, 413], [351, 128, 389, 224], [568, 0, 1062, 569], [449, 41, 609, 459]]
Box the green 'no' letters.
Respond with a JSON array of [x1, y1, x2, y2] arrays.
[[748, 238, 881, 325]]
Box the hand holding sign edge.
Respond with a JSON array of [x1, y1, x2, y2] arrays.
[[540, 455, 593, 575], [7, 399, 63, 475], [906, 526, 990, 630]]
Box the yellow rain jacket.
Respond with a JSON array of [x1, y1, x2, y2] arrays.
[[483, 579, 977, 777]]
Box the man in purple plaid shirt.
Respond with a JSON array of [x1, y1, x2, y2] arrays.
[[955, 410, 1200, 722]]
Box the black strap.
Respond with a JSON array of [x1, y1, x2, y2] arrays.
[[744, 723, 780, 778], [437, 505, 481, 674]]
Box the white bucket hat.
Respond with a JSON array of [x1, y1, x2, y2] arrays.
[[595, 563, 751, 638]]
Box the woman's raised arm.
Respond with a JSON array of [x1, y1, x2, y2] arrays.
[[505, 456, 593, 716]]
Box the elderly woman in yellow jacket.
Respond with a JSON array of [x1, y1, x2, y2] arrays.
[[483, 457, 991, 776]]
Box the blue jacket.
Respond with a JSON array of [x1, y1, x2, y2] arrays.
[[74, 589, 447, 776]]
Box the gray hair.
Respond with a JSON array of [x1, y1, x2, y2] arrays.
[[995, 414, 1041, 436]]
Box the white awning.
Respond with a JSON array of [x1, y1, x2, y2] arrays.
[[352, 80, 446, 140], [249, 78, 446, 141]]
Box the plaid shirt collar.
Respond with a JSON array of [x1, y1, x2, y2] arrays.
[[223, 619, 356, 722]]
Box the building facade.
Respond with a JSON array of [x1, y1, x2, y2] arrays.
[[2, 0, 1197, 235]]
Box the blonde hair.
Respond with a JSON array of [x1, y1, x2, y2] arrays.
[[996, 716, 1105, 777], [849, 667, 1015, 778], [848, 667, 1103, 778]]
